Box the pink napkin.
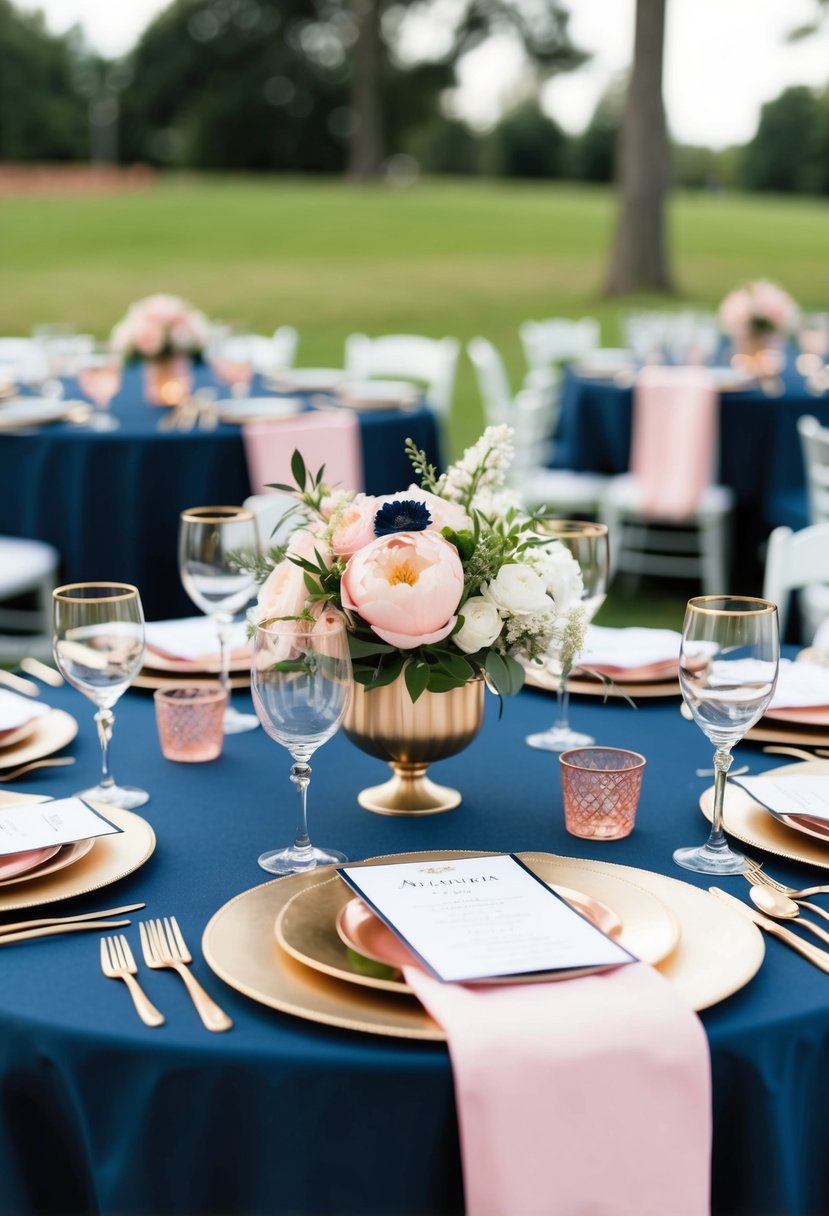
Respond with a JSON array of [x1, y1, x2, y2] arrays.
[[630, 367, 718, 519], [405, 961, 711, 1216], [242, 411, 364, 496]]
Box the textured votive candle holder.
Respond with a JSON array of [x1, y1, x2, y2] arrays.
[[559, 747, 646, 840], [154, 683, 227, 762]]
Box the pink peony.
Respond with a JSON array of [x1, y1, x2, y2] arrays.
[[341, 531, 464, 649], [255, 527, 329, 622], [330, 495, 380, 556]]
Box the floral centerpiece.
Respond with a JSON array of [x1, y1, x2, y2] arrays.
[[251, 425, 587, 704], [110, 293, 210, 405], [718, 279, 799, 355]]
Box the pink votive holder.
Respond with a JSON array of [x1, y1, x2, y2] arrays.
[[154, 682, 227, 763], [559, 747, 646, 840]]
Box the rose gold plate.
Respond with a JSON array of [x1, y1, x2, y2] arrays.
[[0, 719, 38, 751], [763, 705, 829, 726], [0, 836, 96, 888], [578, 659, 678, 685], [0, 845, 60, 881], [143, 647, 251, 675]]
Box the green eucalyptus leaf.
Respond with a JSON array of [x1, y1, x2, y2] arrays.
[[290, 449, 306, 489]]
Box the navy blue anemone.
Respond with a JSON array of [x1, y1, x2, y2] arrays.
[[373, 499, 432, 536]]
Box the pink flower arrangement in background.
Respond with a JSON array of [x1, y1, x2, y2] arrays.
[[110, 293, 210, 361], [718, 279, 799, 342]]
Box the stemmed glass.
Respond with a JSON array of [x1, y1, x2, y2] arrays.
[[251, 615, 352, 874], [675, 595, 779, 874], [206, 328, 256, 399], [526, 521, 610, 752], [77, 347, 123, 430], [179, 505, 261, 734], [52, 582, 148, 809]]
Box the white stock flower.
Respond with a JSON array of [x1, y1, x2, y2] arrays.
[[482, 562, 551, 616], [470, 486, 523, 518], [438, 425, 515, 504], [453, 596, 503, 654]]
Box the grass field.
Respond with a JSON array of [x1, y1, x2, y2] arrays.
[[2, 174, 826, 633]]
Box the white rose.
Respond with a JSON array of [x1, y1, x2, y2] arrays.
[[483, 563, 551, 615], [534, 543, 584, 613], [453, 597, 503, 654]]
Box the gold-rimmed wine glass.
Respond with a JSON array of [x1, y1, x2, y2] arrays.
[[526, 520, 610, 752], [675, 595, 779, 874], [251, 615, 352, 874], [178, 505, 261, 734], [52, 582, 148, 808]]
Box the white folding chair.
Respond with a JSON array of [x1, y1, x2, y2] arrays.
[[271, 326, 298, 371], [798, 414, 829, 525], [344, 333, 460, 423], [0, 536, 60, 650], [763, 522, 829, 642], [519, 317, 600, 378], [242, 491, 301, 553]]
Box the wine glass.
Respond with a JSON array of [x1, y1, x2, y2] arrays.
[[52, 582, 149, 809], [206, 327, 256, 399], [250, 615, 352, 874], [179, 505, 261, 734], [674, 595, 779, 875], [77, 347, 122, 430], [526, 520, 610, 752]]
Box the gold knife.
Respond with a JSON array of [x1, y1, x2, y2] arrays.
[[0, 919, 132, 946], [0, 903, 145, 936], [19, 657, 64, 687], [709, 887, 829, 973], [0, 669, 39, 697]]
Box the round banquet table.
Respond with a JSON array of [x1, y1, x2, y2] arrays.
[[2, 670, 829, 1215], [0, 366, 439, 621], [555, 360, 829, 589]]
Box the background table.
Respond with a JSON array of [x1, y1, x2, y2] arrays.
[[2, 672, 829, 1215], [0, 366, 440, 619], [556, 363, 829, 588]]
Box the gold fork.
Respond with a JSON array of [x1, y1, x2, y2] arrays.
[[139, 917, 232, 1032], [744, 859, 829, 910], [100, 935, 165, 1027]]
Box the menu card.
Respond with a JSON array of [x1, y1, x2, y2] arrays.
[[734, 774, 829, 822], [337, 854, 636, 983], [0, 797, 122, 857]]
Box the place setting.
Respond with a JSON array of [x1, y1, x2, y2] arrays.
[[0, 685, 78, 778]]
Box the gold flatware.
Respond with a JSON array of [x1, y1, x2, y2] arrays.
[[19, 657, 64, 687], [744, 858, 829, 902], [709, 887, 829, 973], [0, 669, 39, 697], [100, 934, 165, 1026], [0, 902, 145, 936], [748, 884, 829, 942], [762, 745, 829, 761], [0, 757, 75, 781], [1, 918, 131, 945], [139, 916, 232, 1032]]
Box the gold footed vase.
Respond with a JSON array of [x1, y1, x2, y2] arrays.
[[343, 677, 485, 815]]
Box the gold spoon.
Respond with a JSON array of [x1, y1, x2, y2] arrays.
[[749, 884, 829, 940]]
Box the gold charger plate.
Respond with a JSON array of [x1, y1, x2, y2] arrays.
[[274, 869, 677, 994], [203, 850, 762, 1039], [0, 790, 155, 912], [701, 758, 829, 869], [747, 720, 829, 747], [134, 670, 250, 691], [0, 709, 77, 771], [525, 666, 680, 700]]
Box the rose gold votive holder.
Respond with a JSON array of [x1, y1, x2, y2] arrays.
[[154, 683, 227, 763], [559, 747, 646, 840]]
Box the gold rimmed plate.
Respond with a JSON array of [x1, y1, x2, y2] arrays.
[[0, 791, 155, 912], [134, 670, 250, 691], [202, 850, 758, 1040], [0, 718, 40, 751], [701, 758, 829, 864], [0, 836, 96, 888], [525, 666, 679, 699], [0, 709, 77, 771]]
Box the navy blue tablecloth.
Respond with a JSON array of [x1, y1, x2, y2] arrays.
[[2, 673, 829, 1215], [556, 364, 829, 588], [0, 366, 439, 620]]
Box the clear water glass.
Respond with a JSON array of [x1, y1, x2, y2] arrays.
[[52, 581, 149, 808], [251, 616, 352, 874], [77, 348, 122, 431], [674, 595, 779, 875], [179, 505, 261, 734]]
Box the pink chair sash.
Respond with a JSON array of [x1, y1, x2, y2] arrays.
[[242, 412, 364, 496], [630, 367, 718, 519]]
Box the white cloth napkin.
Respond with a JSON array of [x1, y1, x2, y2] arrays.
[[769, 659, 829, 709], [581, 625, 682, 670], [0, 689, 50, 732], [144, 617, 249, 662]]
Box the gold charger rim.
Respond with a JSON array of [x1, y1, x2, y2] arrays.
[[0, 708, 77, 770], [134, 670, 250, 691], [747, 720, 829, 746], [202, 849, 756, 1038], [701, 757, 829, 868], [525, 667, 680, 699], [0, 791, 155, 912]]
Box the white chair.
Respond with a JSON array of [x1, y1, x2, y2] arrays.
[[0, 535, 59, 638], [271, 326, 298, 371], [344, 333, 460, 423], [600, 367, 734, 596], [519, 317, 600, 378], [467, 337, 608, 515], [763, 523, 829, 642], [242, 491, 300, 552], [798, 415, 829, 525]]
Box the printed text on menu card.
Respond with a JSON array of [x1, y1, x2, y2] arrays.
[[338, 854, 636, 983]]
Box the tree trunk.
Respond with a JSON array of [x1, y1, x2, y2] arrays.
[[347, 0, 384, 180], [604, 0, 673, 295]]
